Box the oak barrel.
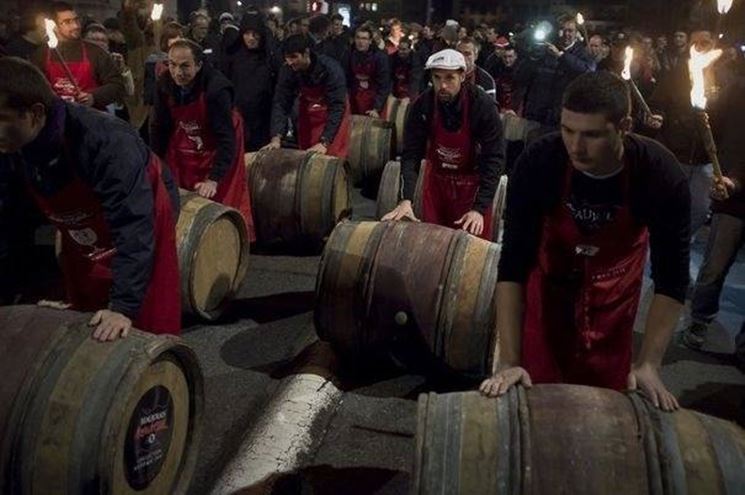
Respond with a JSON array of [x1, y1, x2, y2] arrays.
[[176, 190, 250, 320], [375, 161, 508, 243], [384, 96, 410, 156], [245, 149, 351, 250], [500, 112, 540, 142], [347, 115, 395, 187], [315, 220, 500, 376], [0, 305, 203, 495], [413, 385, 745, 495]]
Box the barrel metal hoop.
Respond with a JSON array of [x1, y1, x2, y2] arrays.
[[517, 386, 531, 495], [472, 242, 501, 376], [643, 395, 689, 494], [434, 231, 468, 363], [358, 222, 390, 353], [495, 388, 512, 494], [694, 412, 745, 494], [627, 391, 665, 495], [508, 386, 521, 495], [296, 151, 316, 236]]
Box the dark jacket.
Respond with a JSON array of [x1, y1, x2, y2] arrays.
[[401, 84, 505, 213], [150, 64, 236, 181], [471, 66, 497, 101], [345, 47, 391, 112], [0, 100, 178, 317], [322, 34, 350, 65], [270, 52, 348, 146], [499, 132, 690, 303], [4, 35, 39, 60], [515, 41, 596, 126], [389, 51, 423, 99], [32, 40, 125, 109], [222, 14, 278, 151]]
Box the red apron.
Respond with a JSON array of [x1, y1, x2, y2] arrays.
[[29, 153, 181, 335], [165, 93, 255, 240], [44, 44, 98, 103], [420, 90, 493, 241], [350, 52, 379, 115], [297, 83, 352, 159], [521, 161, 649, 390], [393, 63, 411, 99]]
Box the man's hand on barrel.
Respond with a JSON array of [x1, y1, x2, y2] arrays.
[[308, 142, 328, 154], [454, 210, 484, 236], [627, 363, 679, 411], [195, 180, 218, 199], [260, 136, 282, 152], [644, 114, 664, 130], [366, 109, 380, 119], [89, 309, 132, 342], [479, 366, 533, 398], [710, 176, 736, 202], [37, 300, 72, 310], [381, 200, 420, 222]]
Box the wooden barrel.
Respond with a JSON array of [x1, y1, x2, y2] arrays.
[[0, 305, 203, 495], [347, 115, 395, 187], [384, 96, 410, 157], [245, 149, 351, 250], [176, 190, 250, 320], [413, 385, 745, 495], [500, 113, 540, 142], [375, 161, 508, 243], [315, 220, 500, 376]]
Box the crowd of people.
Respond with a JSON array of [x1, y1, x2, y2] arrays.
[[1, 1, 744, 409]]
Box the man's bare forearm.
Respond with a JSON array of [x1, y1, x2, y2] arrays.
[[495, 281, 525, 369], [636, 293, 683, 368]]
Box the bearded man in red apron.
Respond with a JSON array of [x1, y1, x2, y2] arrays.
[[479, 72, 691, 412], [0, 57, 181, 340], [346, 25, 391, 118], [382, 49, 504, 240], [32, 1, 124, 110], [150, 39, 254, 239], [263, 34, 351, 159]]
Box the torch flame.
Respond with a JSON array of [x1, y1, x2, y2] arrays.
[[151, 3, 164, 22], [689, 45, 723, 109], [44, 18, 58, 49], [717, 0, 733, 14], [576, 12, 585, 26], [622, 46, 633, 80]]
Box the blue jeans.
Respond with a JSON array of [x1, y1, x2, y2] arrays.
[[679, 163, 713, 238], [690, 213, 745, 325]]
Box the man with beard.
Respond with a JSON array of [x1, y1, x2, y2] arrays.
[[263, 34, 351, 159], [345, 25, 390, 118], [382, 49, 504, 240], [222, 13, 277, 151], [32, 2, 124, 110], [389, 38, 422, 99]]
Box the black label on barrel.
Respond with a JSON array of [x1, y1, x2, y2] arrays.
[[124, 385, 174, 490]]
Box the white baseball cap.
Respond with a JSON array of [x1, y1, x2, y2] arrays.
[[425, 49, 467, 71]]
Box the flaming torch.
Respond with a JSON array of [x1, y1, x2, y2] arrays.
[[151, 3, 164, 50], [689, 44, 724, 178], [44, 18, 81, 96], [576, 12, 590, 48], [716, 0, 734, 39], [621, 46, 652, 119]]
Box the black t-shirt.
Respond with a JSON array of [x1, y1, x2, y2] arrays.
[[498, 132, 691, 303]]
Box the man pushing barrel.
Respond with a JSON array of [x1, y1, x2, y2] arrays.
[[382, 49, 504, 240], [0, 57, 181, 340], [262, 34, 351, 159], [479, 72, 690, 411]]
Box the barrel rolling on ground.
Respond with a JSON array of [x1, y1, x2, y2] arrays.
[[0, 305, 204, 495]]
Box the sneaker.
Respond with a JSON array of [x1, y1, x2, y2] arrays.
[[681, 322, 708, 350]]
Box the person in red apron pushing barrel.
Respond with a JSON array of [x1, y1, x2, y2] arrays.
[[479, 72, 691, 412], [346, 25, 391, 118], [263, 34, 351, 159], [31, 1, 124, 111], [150, 39, 254, 239], [0, 57, 181, 340], [382, 49, 504, 240], [389, 38, 423, 99]]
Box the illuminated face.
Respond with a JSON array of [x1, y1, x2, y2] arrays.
[[391, 24, 402, 38], [243, 30, 261, 50], [656, 36, 667, 50], [191, 18, 209, 42], [398, 42, 412, 58], [284, 50, 311, 72], [300, 19, 310, 34], [456, 42, 478, 73], [0, 101, 45, 154], [561, 109, 626, 173], [431, 69, 465, 103], [355, 30, 372, 52], [503, 49, 517, 67], [84, 30, 109, 51], [589, 35, 604, 58], [168, 46, 202, 87], [673, 31, 688, 48], [55, 9, 81, 41], [561, 21, 578, 47], [332, 19, 343, 36]]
